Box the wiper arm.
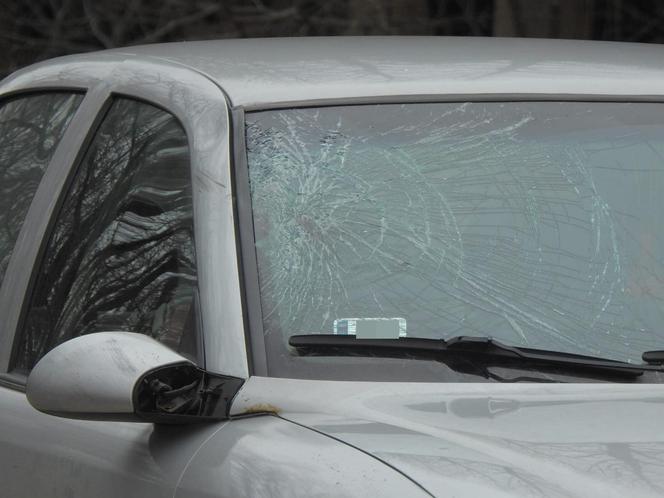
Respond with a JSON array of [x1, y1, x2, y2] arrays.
[[643, 350, 664, 364], [289, 334, 657, 379]]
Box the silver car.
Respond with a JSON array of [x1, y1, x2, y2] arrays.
[[2, 37, 664, 498]]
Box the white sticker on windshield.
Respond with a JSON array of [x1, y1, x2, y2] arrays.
[[333, 318, 407, 339]]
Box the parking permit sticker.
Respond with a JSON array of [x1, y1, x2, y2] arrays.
[[333, 318, 407, 339]]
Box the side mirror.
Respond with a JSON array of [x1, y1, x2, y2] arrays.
[[26, 332, 243, 423]]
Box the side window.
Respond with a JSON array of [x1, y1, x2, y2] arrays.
[[0, 93, 82, 284], [14, 98, 197, 372]]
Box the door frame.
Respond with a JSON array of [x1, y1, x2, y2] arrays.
[[0, 55, 249, 384]]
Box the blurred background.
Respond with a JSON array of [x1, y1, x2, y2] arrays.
[[1, 0, 663, 78]]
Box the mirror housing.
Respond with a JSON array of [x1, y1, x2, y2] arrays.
[[26, 332, 243, 423]]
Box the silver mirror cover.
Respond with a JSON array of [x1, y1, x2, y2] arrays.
[[26, 332, 193, 421]]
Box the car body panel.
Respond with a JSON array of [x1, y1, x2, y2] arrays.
[[0, 384, 230, 498], [174, 414, 430, 498], [231, 377, 664, 497], [3, 38, 664, 113], [93, 37, 664, 108]]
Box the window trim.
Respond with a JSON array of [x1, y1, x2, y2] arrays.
[[232, 106, 266, 376], [239, 93, 664, 112], [0, 372, 27, 392]]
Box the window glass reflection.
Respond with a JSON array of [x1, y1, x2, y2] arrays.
[[0, 93, 82, 284], [16, 98, 196, 371]]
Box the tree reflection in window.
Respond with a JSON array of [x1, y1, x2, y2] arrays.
[[0, 93, 82, 284], [15, 98, 196, 371]]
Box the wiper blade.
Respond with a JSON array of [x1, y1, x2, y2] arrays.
[[289, 334, 658, 379]]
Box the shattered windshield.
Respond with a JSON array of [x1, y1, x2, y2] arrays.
[[245, 102, 664, 371]]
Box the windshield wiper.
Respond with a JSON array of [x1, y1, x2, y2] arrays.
[[289, 334, 661, 380]]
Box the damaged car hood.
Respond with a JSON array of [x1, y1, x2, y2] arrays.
[[231, 378, 664, 498]]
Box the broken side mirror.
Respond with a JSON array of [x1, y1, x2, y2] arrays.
[[26, 332, 243, 424]]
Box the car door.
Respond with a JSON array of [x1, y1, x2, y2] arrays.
[[0, 91, 225, 498]]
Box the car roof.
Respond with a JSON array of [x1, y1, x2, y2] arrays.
[[11, 37, 664, 109]]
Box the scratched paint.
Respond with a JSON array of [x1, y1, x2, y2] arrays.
[[246, 102, 664, 364]]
